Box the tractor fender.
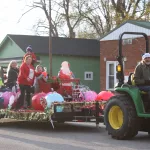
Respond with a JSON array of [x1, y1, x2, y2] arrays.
[[115, 85, 145, 115]]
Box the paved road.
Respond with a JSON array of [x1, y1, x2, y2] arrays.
[[0, 119, 149, 150]]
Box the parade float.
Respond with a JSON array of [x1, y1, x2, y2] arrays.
[[0, 61, 113, 128]]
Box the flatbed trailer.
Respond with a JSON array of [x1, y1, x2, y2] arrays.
[[52, 101, 104, 124], [0, 74, 105, 128], [0, 101, 105, 128]]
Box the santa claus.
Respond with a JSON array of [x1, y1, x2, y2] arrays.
[[58, 61, 74, 96]]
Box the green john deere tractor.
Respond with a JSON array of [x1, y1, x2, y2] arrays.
[[104, 32, 150, 140]]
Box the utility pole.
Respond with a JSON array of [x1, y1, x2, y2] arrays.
[[34, 0, 52, 76], [49, 0, 52, 77]]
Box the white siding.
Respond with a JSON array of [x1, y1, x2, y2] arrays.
[[101, 23, 150, 41]]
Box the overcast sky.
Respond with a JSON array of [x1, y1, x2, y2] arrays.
[[0, 0, 44, 42]]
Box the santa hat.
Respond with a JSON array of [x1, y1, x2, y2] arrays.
[[142, 53, 150, 59], [26, 45, 32, 52]]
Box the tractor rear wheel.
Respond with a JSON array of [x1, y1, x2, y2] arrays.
[[104, 95, 140, 140]]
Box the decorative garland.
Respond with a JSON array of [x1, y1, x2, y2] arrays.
[[0, 109, 54, 122], [47, 76, 61, 84], [0, 101, 106, 122]]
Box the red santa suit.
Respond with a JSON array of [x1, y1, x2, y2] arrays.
[[58, 61, 73, 96]]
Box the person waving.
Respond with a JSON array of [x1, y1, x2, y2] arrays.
[[16, 55, 40, 109]]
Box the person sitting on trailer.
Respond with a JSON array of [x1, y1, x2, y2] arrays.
[[6, 60, 19, 91], [22, 45, 37, 66], [34, 65, 48, 93], [134, 53, 150, 96]]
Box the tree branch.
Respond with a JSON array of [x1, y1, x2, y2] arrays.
[[17, 7, 37, 23]]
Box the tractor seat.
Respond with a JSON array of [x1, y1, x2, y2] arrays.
[[128, 73, 147, 94]]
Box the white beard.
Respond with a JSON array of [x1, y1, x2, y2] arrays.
[[145, 62, 150, 65], [61, 67, 71, 75]]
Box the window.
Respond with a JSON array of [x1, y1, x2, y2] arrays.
[[122, 38, 132, 45], [108, 64, 114, 88], [106, 61, 118, 90], [84, 72, 93, 80]]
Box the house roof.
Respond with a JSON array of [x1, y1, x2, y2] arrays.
[[6, 34, 100, 57], [0, 56, 40, 61], [100, 20, 150, 40]]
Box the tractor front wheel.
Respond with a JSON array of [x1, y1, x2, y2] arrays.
[[104, 95, 139, 140]]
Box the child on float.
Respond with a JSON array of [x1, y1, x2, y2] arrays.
[[16, 55, 41, 110], [34, 65, 48, 93], [22, 45, 37, 66]]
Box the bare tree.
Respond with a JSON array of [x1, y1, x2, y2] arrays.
[[77, 0, 150, 38], [18, 0, 65, 37], [55, 0, 85, 38], [78, 0, 113, 37], [111, 0, 150, 25], [18, 0, 150, 38], [19, 0, 85, 38]]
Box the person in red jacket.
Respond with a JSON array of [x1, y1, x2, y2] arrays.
[[22, 45, 37, 66], [16, 55, 40, 110]]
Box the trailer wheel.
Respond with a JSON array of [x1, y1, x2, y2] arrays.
[[104, 95, 139, 140]]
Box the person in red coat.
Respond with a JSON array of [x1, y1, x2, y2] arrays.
[[22, 45, 37, 66], [34, 65, 48, 93], [16, 55, 40, 109]]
